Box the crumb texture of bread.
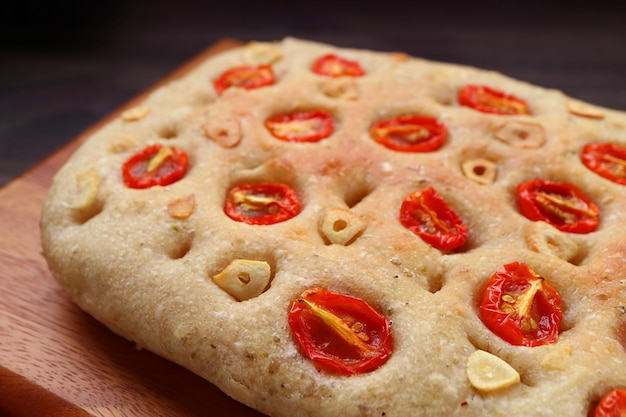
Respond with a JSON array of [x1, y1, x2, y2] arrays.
[[41, 37, 626, 417]]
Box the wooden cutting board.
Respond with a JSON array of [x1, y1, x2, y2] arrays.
[[0, 38, 267, 417]]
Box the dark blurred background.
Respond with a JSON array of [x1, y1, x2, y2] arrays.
[[2, 0, 626, 186]]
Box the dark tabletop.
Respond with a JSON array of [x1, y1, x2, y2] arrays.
[[2, 0, 626, 187]]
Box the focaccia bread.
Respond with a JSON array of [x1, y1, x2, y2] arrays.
[[40, 37, 626, 416]]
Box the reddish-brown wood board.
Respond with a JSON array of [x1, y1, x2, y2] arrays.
[[0, 39, 267, 417]]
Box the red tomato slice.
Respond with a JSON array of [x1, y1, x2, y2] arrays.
[[581, 142, 626, 185], [122, 144, 188, 189], [265, 110, 334, 143], [370, 115, 447, 152], [213, 65, 274, 95], [480, 262, 562, 347], [459, 84, 530, 115], [399, 187, 468, 251], [516, 178, 599, 234], [312, 54, 365, 78], [594, 389, 626, 417], [224, 183, 301, 225], [288, 287, 393, 375]]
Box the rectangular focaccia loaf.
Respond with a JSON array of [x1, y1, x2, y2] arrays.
[[41, 37, 626, 417]]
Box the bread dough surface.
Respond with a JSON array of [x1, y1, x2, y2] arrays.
[[41, 37, 626, 417]]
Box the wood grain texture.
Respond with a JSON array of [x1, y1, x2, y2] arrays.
[[0, 39, 266, 417]]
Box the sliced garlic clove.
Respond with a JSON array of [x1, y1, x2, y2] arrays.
[[567, 100, 605, 119], [212, 259, 271, 301], [242, 41, 282, 65], [71, 170, 100, 212], [321, 78, 360, 101], [494, 120, 545, 149], [108, 137, 137, 153], [461, 158, 497, 185], [121, 105, 151, 122], [168, 194, 195, 220], [466, 350, 520, 392], [321, 208, 366, 245], [525, 221, 578, 261], [202, 117, 242, 148]]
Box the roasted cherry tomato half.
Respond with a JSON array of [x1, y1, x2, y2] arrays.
[[399, 187, 468, 251], [581, 142, 626, 185], [213, 65, 274, 95], [370, 115, 447, 152], [516, 178, 599, 234], [459, 84, 530, 115], [224, 183, 301, 225], [265, 110, 334, 143], [122, 144, 188, 189], [594, 389, 626, 417], [288, 287, 393, 375], [312, 54, 365, 78], [480, 262, 562, 347]]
